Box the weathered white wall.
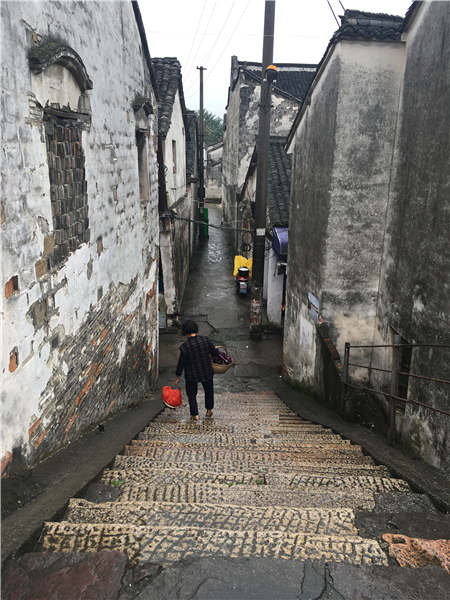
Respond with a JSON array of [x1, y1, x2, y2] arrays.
[[267, 249, 284, 326], [222, 80, 241, 227], [223, 72, 300, 248], [375, 2, 450, 469], [324, 41, 405, 354], [206, 142, 223, 200], [284, 39, 405, 386], [165, 90, 186, 207], [1, 1, 159, 474], [32, 63, 81, 109]]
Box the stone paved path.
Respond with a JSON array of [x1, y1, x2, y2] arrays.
[[39, 390, 427, 568], [31, 207, 449, 596]]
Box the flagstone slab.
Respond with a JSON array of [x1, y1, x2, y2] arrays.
[[41, 522, 388, 566]]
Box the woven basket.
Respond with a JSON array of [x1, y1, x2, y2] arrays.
[[212, 346, 233, 374]]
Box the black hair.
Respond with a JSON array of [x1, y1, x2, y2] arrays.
[[182, 320, 198, 335]]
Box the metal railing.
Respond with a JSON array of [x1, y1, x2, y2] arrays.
[[342, 339, 450, 444]]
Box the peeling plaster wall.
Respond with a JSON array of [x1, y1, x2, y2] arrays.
[[267, 248, 284, 326], [164, 90, 186, 208], [206, 143, 223, 200], [159, 89, 190, 317], [284, 39, 405, 386], [1, 1, 159, 473], [222, 81, 241, 227], [376, 2, 450, 469], [223, 72, 299, 246]]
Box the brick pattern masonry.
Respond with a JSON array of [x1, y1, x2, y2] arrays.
[[45, 113, 89, 269]]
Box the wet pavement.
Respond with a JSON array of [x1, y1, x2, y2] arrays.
[[159, 204, 283, 394]]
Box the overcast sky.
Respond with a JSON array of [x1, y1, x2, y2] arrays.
[[140, 0, 412, 117]]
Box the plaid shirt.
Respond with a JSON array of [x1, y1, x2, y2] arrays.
[[176, 335, 219, 382]]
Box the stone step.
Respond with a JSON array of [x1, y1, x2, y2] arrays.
[[123, 444, 374, 466], [113, 455, 390, 476], [136, 433, 351, 447], [114, 482, 378, 510], [40, 522, 388, 566], [100, 468, 409, 494], [102, 467, 265, 487], [65, 499, 359, 536], [154, 412, 314, 431], [141, 421, 333, 435], [143, 422, 329, 435], [129, 439, 365, 456]]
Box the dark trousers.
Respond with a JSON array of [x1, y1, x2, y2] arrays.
[[185, 379, 214, 416]]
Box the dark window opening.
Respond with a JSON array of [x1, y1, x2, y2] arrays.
[[158, 251, 164, 293], [172, 140, 177, 174], [136, 131, 150, 208], [44, 110, 89, 268]]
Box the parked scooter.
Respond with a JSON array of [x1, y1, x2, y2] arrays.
[[236, 266, 250, 295]]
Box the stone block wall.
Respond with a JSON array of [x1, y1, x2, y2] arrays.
[[1, 1, 159, 474]]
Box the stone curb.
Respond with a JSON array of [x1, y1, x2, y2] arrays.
[[1, 396, 163, 563], [273, 380, 450, 513]]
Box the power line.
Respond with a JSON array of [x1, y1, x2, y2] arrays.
[[201, 0, 237, 73], [205, 0, 251, 82], [183, 0, 208, 71], [183, 1, 218, 79], [326, 0, 340, 27], [183, 0, 237, 94]]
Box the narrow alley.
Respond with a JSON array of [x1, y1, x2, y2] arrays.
[[159, 206, 283, 395], [2, 1, 450, 597], [4, 205, 448, 599]]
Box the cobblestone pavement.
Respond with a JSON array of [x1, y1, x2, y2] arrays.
[[40, 392, 435, 570], [30, 207, 449, 597]]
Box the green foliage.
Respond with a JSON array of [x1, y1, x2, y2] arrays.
[[198, 110, 223, 148], [110, 479, 125, 487]]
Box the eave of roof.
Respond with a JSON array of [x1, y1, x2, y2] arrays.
[[402, 1, 423, 33], [131, 1, 159, 102], [229, 60, 317, 103], [286, 7, 405, 150], [152, 57, 189, 139]]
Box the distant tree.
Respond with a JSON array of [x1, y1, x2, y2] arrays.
[[198, 110, 223, 147]]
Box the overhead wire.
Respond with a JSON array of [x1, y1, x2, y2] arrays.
[[205, 0, 251, 82], [187, 0, 246, 96], [183, 0, 209, 73], [183, 0, 219, 83], [185, 0, 237, 96], [326, 0, 340, 27]]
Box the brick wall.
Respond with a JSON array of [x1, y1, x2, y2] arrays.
[[45, 113, 89, 267]]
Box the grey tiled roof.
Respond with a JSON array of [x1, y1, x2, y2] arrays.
[[242, 63, 316, 103], [152, 57, 186, 138], [332, 9, 404, 43], [267, 137, 292, 228]]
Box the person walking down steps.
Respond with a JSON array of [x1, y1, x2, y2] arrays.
[[174, 320, 220, 421]]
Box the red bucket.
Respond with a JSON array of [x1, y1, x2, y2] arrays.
[[162, 386, 182, 408]]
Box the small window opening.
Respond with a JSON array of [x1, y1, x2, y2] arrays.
[[172, 140, 177, 174], [5, 275, 19, 298], [136, 131, 150, 207]]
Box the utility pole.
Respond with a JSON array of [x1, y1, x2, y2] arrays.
[[250, 0, 276, 339], [197, 65, 207, 240]]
